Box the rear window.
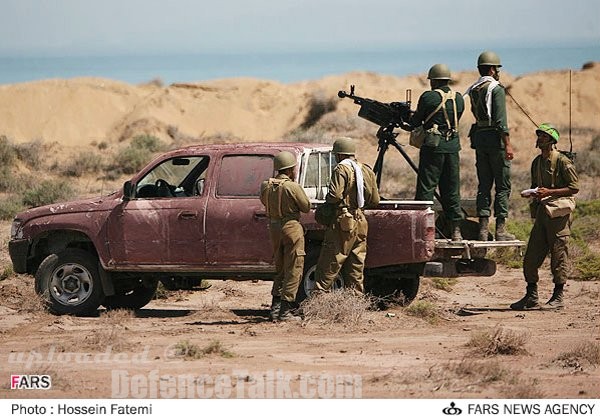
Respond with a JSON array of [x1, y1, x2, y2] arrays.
[[217, 154, 274, 197]]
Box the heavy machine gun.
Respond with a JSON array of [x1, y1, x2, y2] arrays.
[[338, 85, 416, 187]]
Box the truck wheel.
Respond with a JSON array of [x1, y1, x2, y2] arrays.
[[296, 246, 343, 302], [35, 248, 104, 315], [365, 273, 420, 308], [103, 280, 158, 310]]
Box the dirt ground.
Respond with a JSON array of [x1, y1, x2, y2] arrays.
[[1, 250, 599, 400]]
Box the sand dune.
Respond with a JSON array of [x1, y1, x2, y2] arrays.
[[0, 64, 598, 151]]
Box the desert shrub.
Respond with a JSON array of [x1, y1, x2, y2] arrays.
[[97, 141, 109, 150], [430, 278, 458, 292], [576, 135, 600, 176], [131, 135, 165, 153], [301, 289, 371, 327], [14, 140, 43, 167], [0, 196, 24, 220], [555, 341, 600, 368], [22, 179, 74, 208], [171, 340, 234, 360], [284, 127, 331, 144], [115, 146, 152, 175], [492, 219, 533, 268], [62, 151, 104, 177], [405, 300, 440, 323], [1, 266, 13, 281], [572, 251, 600, 280], [449, 358, 508, 383], [466, 327, 528, 356], [0, 135, 17, 166]]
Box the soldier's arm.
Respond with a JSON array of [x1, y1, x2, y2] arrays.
[[292, 183, 311, 213], [325, 166, 347, 204], [259, 180, 269, 207]]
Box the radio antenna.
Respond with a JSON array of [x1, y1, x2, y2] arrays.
[[569, 70, 573, 154]]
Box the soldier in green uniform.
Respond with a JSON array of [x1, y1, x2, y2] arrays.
[[510, 124, 579, 310], [260, 151, 311, 320], [466, 51, 516, 241], [410, 63, 465, 241], [314, 137, 380, 294]]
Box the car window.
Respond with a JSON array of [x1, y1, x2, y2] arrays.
[[217, 154, 273, 197], [136, 156, 209, 198], [303, 151, 333, 199]]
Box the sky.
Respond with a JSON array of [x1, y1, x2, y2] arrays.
[[0, 0, 598, 56]]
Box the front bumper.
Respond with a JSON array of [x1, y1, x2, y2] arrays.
[[8, 239, 30, 273]]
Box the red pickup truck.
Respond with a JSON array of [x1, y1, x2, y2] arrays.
[[9, 142, 515, 315]]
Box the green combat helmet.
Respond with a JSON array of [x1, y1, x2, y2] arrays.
[[274, 151, 297, 171], [477, 51, 502, 67], [332, 137, 356, 155], [427, 63, 451, 80], [536, 123, 560, 143]]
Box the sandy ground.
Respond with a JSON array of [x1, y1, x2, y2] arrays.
[[0, 264, 598, 400]]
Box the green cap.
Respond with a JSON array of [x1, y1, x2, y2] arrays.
[[274, 151, 297, 171], [536, 123, 560, 143]]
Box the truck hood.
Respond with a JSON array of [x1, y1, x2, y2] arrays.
[[14, 192, 121, 223]]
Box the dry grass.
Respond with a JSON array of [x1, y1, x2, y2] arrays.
[[501, 377, 545, 398], [81, 326, 133, 352], [171, 339, 235, 360], [100, 308, 136, 324], [466, 326, 529, 356], [448, 358, 509, 383], [554, 341, 600, 371], [429, 277, 458, 292], [301, 289, 372, 328], [404, 300, 441, 324]]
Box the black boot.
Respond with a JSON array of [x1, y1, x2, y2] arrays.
[[542, 284, 565, 310], [495, 218, 516, 241], [510, 283, 540, 310], [478, 217, 490, 241], [269, 296, 281, 321], [278, 300, 301, 321]]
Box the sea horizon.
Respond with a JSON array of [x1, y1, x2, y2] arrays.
[[0, 44, 598, 86]]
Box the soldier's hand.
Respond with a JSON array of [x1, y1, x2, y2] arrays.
[[536, 187, 552, 199], [505, 144, 514, 161]]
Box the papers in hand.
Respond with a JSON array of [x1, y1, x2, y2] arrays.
[[521, 187, 539, 197]]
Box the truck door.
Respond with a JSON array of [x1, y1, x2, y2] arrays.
[[106, 156, 210, 266], [205, 154, 274, 266]]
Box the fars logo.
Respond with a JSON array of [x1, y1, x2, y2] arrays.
[[11, 375, 52, 390]]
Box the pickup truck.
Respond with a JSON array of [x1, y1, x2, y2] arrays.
[[8, 142, 520, 315]]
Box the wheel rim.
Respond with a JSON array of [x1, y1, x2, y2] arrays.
[[303, 265, 343, 296], [49, 262, 94, 306]]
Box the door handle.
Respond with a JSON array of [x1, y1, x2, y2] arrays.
[[178, 211, 198, 220], [253, 211, 268, 219]]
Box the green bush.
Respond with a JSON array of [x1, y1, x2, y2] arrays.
[[0, 135, 17, 166], [0, 196, 24, 220], [116, 146, 152, 175], [22, 180, 74, 208], [130, 135, 165, 152], [14, 140, 43, 168], [62, 151, 104, 177]]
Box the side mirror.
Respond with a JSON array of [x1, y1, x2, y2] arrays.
[[123, 181, 135, 201]]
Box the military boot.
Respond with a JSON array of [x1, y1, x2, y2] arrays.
[[451, 221, 463, 242], [541, 284, 565, 310], [478, 217, 490, 241], [495, 218, 516, 241], [269, 296, 281, 321], [510, 283, 540, 310], [278, 300, 301, 321]]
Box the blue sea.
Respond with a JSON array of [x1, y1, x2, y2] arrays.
[[0, 45, 598, 85]]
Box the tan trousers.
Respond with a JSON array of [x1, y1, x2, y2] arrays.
[[315, 213, 368, 293], [270, 220, 306, 302]]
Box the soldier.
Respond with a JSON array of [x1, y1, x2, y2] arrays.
[[260, 151, 310, 320], [465, 51, 516, 241], [511, 124, 578, 310], [314, 137, 380, 294], [410, 63, 465, 241]]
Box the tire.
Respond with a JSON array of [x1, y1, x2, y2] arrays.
[[365, 272, 420, 308], [35, 248, 105, 316], [103, 280, 158, 310], [296, 245, 343, 303]]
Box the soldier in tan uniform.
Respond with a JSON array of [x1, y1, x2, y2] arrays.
[[260, 151, 310, 320], [314, 137, 380, 294], [510, 124, 579, 310]]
